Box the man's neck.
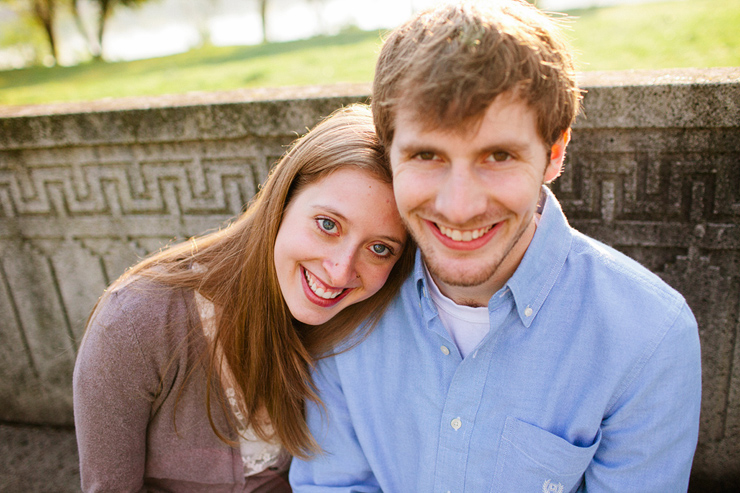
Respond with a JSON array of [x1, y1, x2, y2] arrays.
[[432, 273, 506, 308]]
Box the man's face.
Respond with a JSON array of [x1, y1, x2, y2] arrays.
[[389, 91, 566, 306]]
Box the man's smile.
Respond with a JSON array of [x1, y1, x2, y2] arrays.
[[424, 219, 500, 252], [437, 223, 494, 242]]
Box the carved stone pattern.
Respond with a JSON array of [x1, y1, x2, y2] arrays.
[[0, 136, 289, 425], [0, 140, 280, 221]]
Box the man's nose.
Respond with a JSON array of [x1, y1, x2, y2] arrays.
[[434, 166, 488, 225]]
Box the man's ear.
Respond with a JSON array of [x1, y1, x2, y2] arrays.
[[545, 129, 571, 183]]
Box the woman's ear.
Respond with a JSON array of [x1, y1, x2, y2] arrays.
[[545, 129, 571, 183]]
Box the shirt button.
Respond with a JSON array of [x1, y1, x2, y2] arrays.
[[451, 417, 462, 430], [440, 345, 450, 355], [524, 307, 533, 317]]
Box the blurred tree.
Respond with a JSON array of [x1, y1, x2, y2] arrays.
[[0, 0, 50, 66], [31, 0, 58, 60], [257, 0, 267, 43], [307, 0, 327, 34], [184, 0, 218, 48], [70, 0, 101, 58], [75, 0, 150, 60], [0, 0, 61, 63]]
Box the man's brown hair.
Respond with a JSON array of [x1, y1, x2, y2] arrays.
[[373, 0, 582, 149]]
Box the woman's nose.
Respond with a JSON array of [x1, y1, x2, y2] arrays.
[[322, 249, 359, 287]]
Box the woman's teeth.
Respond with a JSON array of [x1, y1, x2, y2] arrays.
[[304, 269, 344, 299], [438, 224, 493, 242]]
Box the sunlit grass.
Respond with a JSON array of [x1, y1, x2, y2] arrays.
[[0, 28, 383, 105], [0, 0, 738, 106], [567, 0, 740, 71]]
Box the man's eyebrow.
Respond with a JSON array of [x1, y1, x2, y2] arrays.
[[310, 205, 405, 247], [394, 142, 445, 157], [479, 141, 532, 154]]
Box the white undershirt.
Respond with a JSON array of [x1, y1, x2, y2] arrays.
[[424, 264, 490, 359]]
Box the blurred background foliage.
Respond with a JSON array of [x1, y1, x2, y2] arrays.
[[0, 0, 738, 106]]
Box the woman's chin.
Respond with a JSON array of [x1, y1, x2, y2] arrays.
[[292, 310, 335, 326]]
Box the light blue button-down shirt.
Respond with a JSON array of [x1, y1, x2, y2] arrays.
[[291, 187, 701, 492]]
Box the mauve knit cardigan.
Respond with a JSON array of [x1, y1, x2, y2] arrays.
[[73, 277, 291, 492]]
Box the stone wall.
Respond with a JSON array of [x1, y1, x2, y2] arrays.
[[0, 69, 738, 485]]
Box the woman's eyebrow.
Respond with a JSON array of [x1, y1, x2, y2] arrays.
[[310, 205, 348, 222]]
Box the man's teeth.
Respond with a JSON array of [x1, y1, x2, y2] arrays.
[[304, 270, 344, 299], [438, 224, 493, 242]]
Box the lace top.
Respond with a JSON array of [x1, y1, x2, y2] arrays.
[[194, 288, 283, 477]]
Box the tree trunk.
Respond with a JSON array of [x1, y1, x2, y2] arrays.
[[72, 0, 103, 60], [96, 0, 113, 59], [259, 0, 268, 43], [33, 0, 58, 63]]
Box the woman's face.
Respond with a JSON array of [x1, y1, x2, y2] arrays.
[[274, 167, 407, 326]]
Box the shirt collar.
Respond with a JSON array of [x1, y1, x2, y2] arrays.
[[412, 186, 572, 327], [413, 249, 427, 300], [506, 186, 573, 327]]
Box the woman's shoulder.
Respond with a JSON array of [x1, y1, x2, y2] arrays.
[[88, 274, 198, 354]]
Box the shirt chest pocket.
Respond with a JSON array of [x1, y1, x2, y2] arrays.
[[490, 416, 601, 493]]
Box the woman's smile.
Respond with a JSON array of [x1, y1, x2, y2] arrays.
[[301, 266, 351, 306]]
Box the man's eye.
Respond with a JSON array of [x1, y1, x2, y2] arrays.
[[370, 244, 392, 257], [416, 151, 437, 161], [489, 151, 511, 162], [318, 218, 337, 233]]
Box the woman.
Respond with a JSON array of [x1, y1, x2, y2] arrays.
[[73, 104, 414, 492]]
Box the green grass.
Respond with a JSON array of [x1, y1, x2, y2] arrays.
[[0, 28, 384, 106], [1, 0, 738, 106], [567, 0, 740, 71]]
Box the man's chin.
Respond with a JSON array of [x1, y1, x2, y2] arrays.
[[425, 258, 496, 289]]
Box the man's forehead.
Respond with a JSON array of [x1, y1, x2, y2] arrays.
[[392, 89, 527, 140], [393, 104, 483, 141]]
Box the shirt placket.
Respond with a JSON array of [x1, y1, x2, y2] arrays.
[[429, 292, 515, 493]]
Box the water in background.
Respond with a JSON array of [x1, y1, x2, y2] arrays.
[[100, 0, 659, 62]]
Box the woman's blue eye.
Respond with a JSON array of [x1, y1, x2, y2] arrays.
[[371, 244, 391, 257], [319, 218, 336, 232]]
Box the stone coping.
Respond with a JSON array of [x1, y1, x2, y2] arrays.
[[1, 67, 738, 120], [0, 82, 372, 118], [0, 67, 740, 137]]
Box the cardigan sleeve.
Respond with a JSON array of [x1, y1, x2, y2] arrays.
[[73, 281, 188, 492]]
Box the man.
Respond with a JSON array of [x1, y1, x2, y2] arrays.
[[291, 1, 701, 491]]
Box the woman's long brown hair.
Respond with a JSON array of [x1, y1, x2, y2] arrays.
[[91, 104, 415, 458]]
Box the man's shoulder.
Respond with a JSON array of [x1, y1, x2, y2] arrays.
[[567, 228, 687, 310], [550, 230, 698, 379]]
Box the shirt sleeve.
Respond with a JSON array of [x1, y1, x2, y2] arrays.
[[582, 302, 702, 492], [73, 288, 165, 493], [289, 354, 382, 492]]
